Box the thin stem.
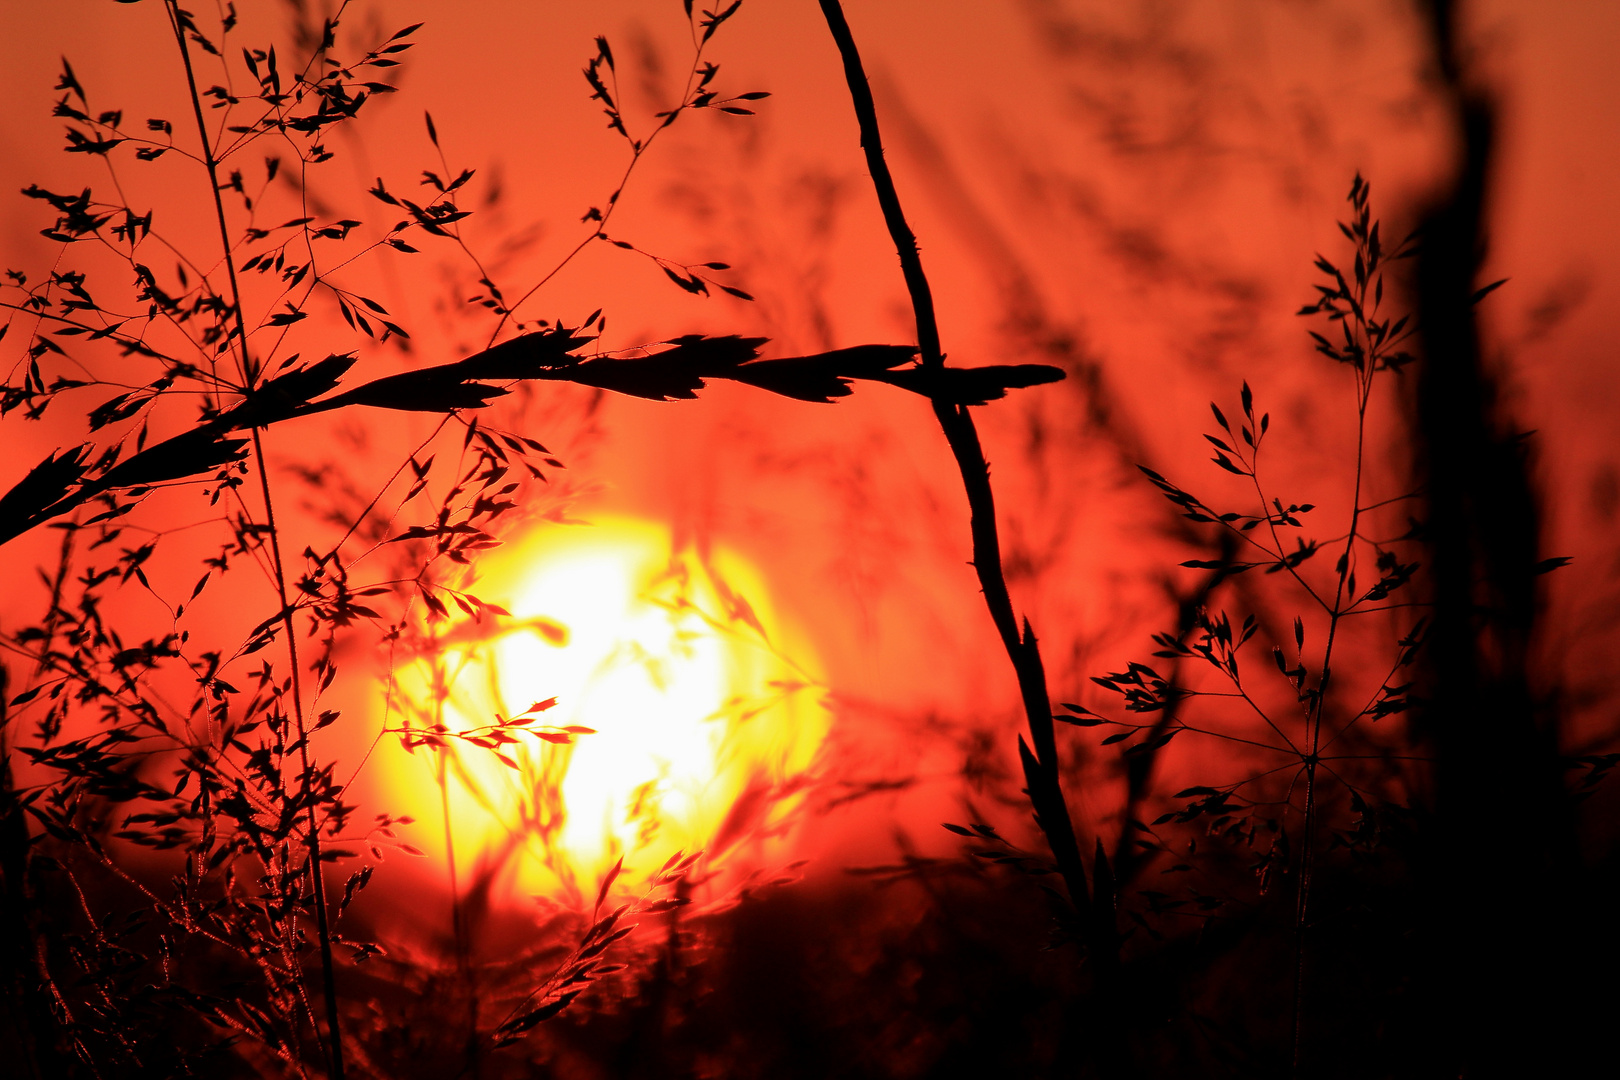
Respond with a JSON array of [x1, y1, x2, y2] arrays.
[[493, 25, 721, 343], [169, 4, 344, 1073], [1164, 722, 1294, 757], [816, 0, 1104, 975], [169, 1, 254, 388], [428, 654, 476, 1066], [1319, 642, 1416, 755], [252, 433, 344, 1080], [33, 521, 77, 677], [1290, 246, 1375, 1075], [1178, 477, 1334, 613]]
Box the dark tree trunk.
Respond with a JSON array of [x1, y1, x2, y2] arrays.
[[1408, 2, 1582, 1074]]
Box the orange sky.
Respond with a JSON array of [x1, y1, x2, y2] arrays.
[[2, 0, 1617, 884]]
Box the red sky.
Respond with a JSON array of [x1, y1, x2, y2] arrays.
[[2, 0, 1617, 876]]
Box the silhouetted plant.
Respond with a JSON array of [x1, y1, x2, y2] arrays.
[[1049, 175, 1432, 1064], [8, 3, 1611, 1079], [0, 2, 1062, 1076]]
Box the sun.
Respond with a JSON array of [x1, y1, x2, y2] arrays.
[[378, 515, 827, 904]]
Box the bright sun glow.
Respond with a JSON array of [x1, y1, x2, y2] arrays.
[[380, 516, 827, 904]]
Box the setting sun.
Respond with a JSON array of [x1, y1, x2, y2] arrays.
[[380, 516, 827, 904]]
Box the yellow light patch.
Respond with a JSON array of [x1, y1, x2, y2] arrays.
[[381, 516, 826, 905]]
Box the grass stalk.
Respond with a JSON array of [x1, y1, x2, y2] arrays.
[[815, 0, 1114, 998], [167, 4, 345, 1074]]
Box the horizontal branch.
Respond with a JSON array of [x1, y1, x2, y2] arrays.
[[0, 326, 1063, 547]]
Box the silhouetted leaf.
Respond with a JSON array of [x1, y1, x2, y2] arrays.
[[99, 428, 250, 487], [726, 344, 915, 402], [563, 335, 764, 400], [0, 445, 90, 541], [316, 368, 509, 412], [878, 362, 1065, 406], [449, 326, 595, 380], [225, 353, 358, 427]]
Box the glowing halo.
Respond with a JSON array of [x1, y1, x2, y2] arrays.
[[378, 516, 828, 905]]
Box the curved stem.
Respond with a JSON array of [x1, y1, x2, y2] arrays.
[[816, 0, 1104, 973]]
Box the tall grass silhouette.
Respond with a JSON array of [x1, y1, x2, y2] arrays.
[[0, 2, 1613, 1078]]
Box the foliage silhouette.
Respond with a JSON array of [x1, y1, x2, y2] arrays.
[[0, 2, 1063, 1076], [1, 2, 1614, 1079]]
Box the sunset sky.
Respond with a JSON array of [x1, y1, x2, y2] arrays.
[[2, 0, 1616, 874], [4, 6, 1620, 1077]]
